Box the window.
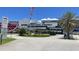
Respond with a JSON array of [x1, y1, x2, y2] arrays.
[[21, 24, 27, 26]]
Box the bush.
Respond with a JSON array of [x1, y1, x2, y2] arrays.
[[15, 28, 20, 33], [31, 34, 49, 37], [48, 31, 56, 35], [18, 28, 26, 36], [26, 31, 32, 36]]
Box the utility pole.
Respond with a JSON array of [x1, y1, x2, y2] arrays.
[[29, 7, 34, 27], [29, 7, 35, 33], [29, 7, 34, 20]]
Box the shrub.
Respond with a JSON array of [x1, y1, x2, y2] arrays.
[[48, 31, 56, 35], [31, 34, 49, 37], [15, 28, 20, 33], [19, 28, 26, 36], [26, 31, 32, 36]]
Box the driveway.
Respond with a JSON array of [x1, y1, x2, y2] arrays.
[[0, 34, 79, 51]]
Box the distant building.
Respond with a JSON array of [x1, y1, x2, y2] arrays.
[[42, 20, 58, 28], [19, 19, 30, 29], [1, 17, 79, 34], [28, 20, 46, 30], [28, 25, 47, 30], [18, 18, 63, 34]]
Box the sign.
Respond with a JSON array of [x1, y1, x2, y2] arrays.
[[2, 17, 8, 28], [1, 17, 8, 39]]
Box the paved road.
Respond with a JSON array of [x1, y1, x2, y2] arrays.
[[0, 34, 79, 51]]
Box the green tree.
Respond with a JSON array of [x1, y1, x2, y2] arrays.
[[59, 12, 77, 39]]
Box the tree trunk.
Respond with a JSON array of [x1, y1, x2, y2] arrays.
[[67, 32, 70, 39], [64, 32, 70, 39]]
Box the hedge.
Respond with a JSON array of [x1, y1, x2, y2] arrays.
[[31, 34, 50, 37]]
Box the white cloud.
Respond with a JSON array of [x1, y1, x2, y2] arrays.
[[41, 18, 59, 20]]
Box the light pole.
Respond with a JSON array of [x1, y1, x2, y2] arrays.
[[29, 7, 35, 34]]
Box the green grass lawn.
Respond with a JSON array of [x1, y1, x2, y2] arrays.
[[0, 37, 15, 45], [30, 34, 50, 37]]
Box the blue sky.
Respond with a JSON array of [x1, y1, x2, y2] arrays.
[[0, 7, 79, 21]]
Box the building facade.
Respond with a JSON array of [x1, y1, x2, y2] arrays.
[[42, 20, 58, 28], [19, 19, 30, 29]]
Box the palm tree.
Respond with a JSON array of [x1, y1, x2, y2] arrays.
[[58, 12, 77, 39]]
